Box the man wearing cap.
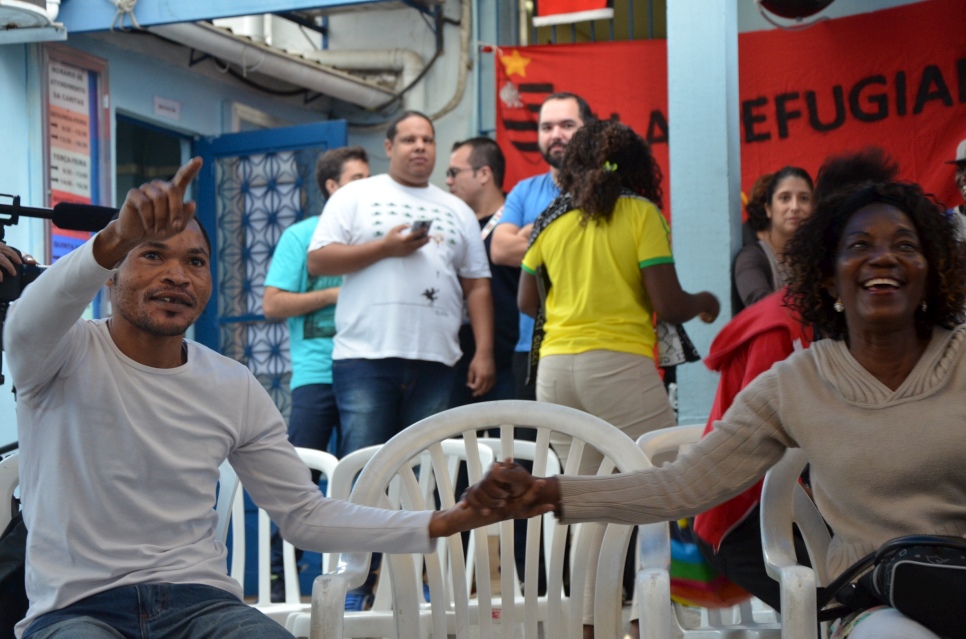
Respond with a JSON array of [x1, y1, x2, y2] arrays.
[[946, 138, 966, 239]]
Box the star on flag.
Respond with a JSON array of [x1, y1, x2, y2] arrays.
[[500, 50, 532, 78]]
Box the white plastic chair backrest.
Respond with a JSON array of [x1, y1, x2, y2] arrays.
[[275, 448, 340, 605], [322, 400, 651, 639], [325, 439, 495, 612], [214, 459, 239, 546], [228, 447, 340, 605], [475, 437, 561, 599], [760, 447, 831, 639], [636, 423, 705, 463], [634, 425, 700, 639], [636, 425, 784, 637], [0, 452, 20, 530]]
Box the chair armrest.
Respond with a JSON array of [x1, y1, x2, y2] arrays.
[[637, 569, 672, 639], [761, 449, 808, 582], [761, 448, 819, 639], [636, 521, 672, 639], [307, 552, 372, 639], [775, 565, 819, 639]]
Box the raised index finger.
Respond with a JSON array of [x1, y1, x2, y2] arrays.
[[172, 157, 203, 192]]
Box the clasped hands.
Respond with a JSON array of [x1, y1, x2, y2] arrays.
[[430, 460, 560, 538], [461, 460, 559, 520]]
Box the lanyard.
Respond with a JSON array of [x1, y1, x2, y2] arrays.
[[480, 206, 504, 241]]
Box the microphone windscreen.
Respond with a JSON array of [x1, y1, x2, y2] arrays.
[[51, 203, 119, 232]]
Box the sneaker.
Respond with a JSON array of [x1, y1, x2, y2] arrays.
[[270, 574, 285, 603], [344, 588, 373, 611]]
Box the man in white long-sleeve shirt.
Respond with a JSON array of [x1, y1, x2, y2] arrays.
[[3, 158, 510, 639]]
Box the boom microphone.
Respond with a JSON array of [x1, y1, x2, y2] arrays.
[[51, 203, 119, 232], [0, 199, 118, 232]]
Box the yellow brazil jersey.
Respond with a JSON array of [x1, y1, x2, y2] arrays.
[[521, 195, 673, 358]]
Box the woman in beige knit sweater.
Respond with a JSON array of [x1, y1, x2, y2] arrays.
[[467, 149, 966, 639]]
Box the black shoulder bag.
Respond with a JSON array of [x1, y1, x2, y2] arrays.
[[818, 535, 966, 639]]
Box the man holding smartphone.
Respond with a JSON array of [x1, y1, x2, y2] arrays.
[[307, 111, 495, 459]]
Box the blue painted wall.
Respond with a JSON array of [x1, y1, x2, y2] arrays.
[[0, 33, 330, 449]]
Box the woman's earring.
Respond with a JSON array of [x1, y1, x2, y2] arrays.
[[920, 300, 928, 312], [834, 299, 844, 313]]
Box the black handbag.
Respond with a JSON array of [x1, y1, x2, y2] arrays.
[[818, 535, 966, 639]]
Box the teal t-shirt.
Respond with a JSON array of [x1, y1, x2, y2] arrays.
[[264, 216, 341, 389]]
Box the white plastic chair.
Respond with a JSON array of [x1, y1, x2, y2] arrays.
[[299, 400, 654, 639], [0, 452, 20, 530], [229, 447, 340, 625], [287, 438, 496, 638], [636, 425, 781, 639], [474, 437, 561, 603], [215, 459, 240, 546], [760, 448, 831, 639]]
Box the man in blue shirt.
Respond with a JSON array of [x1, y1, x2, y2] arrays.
[[490, 92, 594, 399], [262, 146, 369, 601]]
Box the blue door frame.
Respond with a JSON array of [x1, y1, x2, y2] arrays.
[[192, 120, 347, 351]]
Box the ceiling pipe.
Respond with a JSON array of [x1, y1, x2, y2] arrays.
[[148, 21, 397, 110], [299, 48, 425, 112]]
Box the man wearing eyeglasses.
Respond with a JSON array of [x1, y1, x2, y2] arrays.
[[307, 111, 495, 463], [446, 138, 519, 408]]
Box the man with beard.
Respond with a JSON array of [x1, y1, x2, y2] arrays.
[[490, 93, 594, 400]]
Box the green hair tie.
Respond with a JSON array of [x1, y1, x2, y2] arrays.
[[603, 161, 618, 172]]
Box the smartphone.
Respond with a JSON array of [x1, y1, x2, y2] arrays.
[[411, 219, 433, 234]]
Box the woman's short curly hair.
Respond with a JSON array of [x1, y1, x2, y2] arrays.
[[785, 149, 966, 341], [557, 119, 663, 224]]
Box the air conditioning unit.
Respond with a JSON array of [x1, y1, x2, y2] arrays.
[[0, 0, 66, 45]]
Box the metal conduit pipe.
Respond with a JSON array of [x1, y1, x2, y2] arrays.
[[299, 48, 426, 112], [148, 21, 398, 110], [428, 0, 471, 121]]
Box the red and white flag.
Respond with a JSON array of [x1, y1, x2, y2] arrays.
[[532, 0, 613, 27]]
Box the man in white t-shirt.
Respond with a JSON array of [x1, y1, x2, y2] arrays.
[[307, 111, 495, 456]]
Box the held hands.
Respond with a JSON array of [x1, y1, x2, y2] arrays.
[[429, 460, 558, 538], [382, 224, 431, 258], [463, 460, 558, 519]]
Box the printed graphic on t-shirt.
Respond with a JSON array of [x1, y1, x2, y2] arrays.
[[369, 201, 459, 247], [303, 274, 337, 339]]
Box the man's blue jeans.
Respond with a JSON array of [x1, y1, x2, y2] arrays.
[[23, 584, 292, 639], [333, 358, 455, 456], [287, 383, 340, 455]]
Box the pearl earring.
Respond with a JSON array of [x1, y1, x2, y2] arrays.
[[834, 299, 844, 313], [921, 300, 928, 312]]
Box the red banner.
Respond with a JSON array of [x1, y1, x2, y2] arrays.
[[496, 0, 966, 215]]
